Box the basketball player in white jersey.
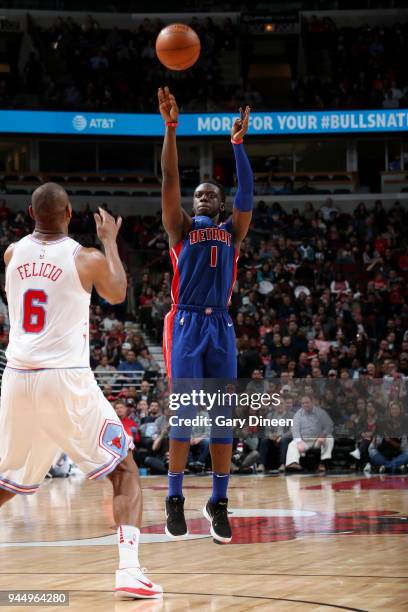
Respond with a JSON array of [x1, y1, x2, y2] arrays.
[[0, 183, 162, 599]]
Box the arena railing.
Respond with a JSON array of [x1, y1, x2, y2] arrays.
[[0, 349, 6, 382], [0, 357, 148, 394], [0, 171, 358, 197], [94, 370, 147, 394]]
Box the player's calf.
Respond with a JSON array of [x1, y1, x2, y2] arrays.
[[108, 453, 163, 598]]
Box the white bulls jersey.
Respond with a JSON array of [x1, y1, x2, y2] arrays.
[[5, 234, 90, 369]]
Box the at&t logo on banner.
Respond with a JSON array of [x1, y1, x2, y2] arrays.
[[72, 115, 116, 132], [72, 115, 87, 131]]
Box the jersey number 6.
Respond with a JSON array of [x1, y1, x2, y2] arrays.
[[23, 289, 47, 333]]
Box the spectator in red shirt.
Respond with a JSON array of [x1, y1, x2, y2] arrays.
[[114, 400, 140, 445], [374, 233, 389, 255], [373, 272, 387, 291], [107, 322, 126, 344]]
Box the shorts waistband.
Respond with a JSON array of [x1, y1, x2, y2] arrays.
[[5, 365, 90, 372], [172, 304, 228, 314]]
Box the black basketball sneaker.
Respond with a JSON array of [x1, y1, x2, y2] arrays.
[[165, 495, 188, 538], [203, 498, 232, 543]]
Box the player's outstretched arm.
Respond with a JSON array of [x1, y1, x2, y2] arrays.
[[76, 208, 127, 305], [158, 86, 192, 247], [231, 106, 254, 244]]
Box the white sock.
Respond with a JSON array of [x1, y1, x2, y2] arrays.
[[117, 525, 140, 569]]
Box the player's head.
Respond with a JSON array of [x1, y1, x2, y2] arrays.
[[29, 182, 72, 231], [193, 181, 226, 221]]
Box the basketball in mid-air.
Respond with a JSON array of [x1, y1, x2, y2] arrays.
[[155, 23, 201, 71]]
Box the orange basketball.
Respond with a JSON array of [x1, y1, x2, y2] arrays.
[[155, 23, 201, 71]]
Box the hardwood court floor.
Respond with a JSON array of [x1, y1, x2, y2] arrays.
[[0, 472, 407, 611]]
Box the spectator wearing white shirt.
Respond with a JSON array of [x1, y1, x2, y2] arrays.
[[286, 395, 334, 472], [320, 198, 338, 222], [102, 311, 120, 331], [330, 273, 351, 296], [94, 355, 117, 385]]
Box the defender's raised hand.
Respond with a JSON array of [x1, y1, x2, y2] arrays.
[[94, 207, 122, 243], [158, 86, 179, 123], [231, 105, 251, 142]]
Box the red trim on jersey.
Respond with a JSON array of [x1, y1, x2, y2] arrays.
[[169, 242, 183, 304], [227, 247, 239, 306], [163, 306, 177, 387], [167, 241, 182, 387], [218, 215, 232, 227]]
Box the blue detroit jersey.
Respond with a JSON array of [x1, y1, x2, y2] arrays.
[[170, 215, 238, 308]]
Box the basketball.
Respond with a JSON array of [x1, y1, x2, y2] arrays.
[[155, 23, 200, 71]]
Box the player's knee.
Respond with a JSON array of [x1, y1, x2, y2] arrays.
[[109, 453, 139, 481]]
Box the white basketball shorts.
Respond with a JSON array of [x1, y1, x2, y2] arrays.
[[0, 367, 134, 495]]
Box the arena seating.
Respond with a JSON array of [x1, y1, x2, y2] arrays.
[[0, 196, 406, 474]]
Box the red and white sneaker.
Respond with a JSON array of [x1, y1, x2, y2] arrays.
[[115, 567, 163, 599]]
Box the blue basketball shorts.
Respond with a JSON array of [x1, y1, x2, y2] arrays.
[[163, 304, 237, 442]]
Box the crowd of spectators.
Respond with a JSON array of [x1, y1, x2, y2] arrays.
[[128, 195, 408, 473], [5, 12, 408, 113], [0, 194, 407, 476], [20, 14, 261, 114], [297, 18, 408, 110]]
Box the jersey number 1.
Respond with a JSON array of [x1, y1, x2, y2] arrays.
[[210, 245, 218, 268], [23, 289, 47, 333]]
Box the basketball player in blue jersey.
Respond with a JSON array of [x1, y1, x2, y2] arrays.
[[158, 87, 253, 543]]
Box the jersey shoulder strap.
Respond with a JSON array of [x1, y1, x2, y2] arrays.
[[219, 216, 233, 233]]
